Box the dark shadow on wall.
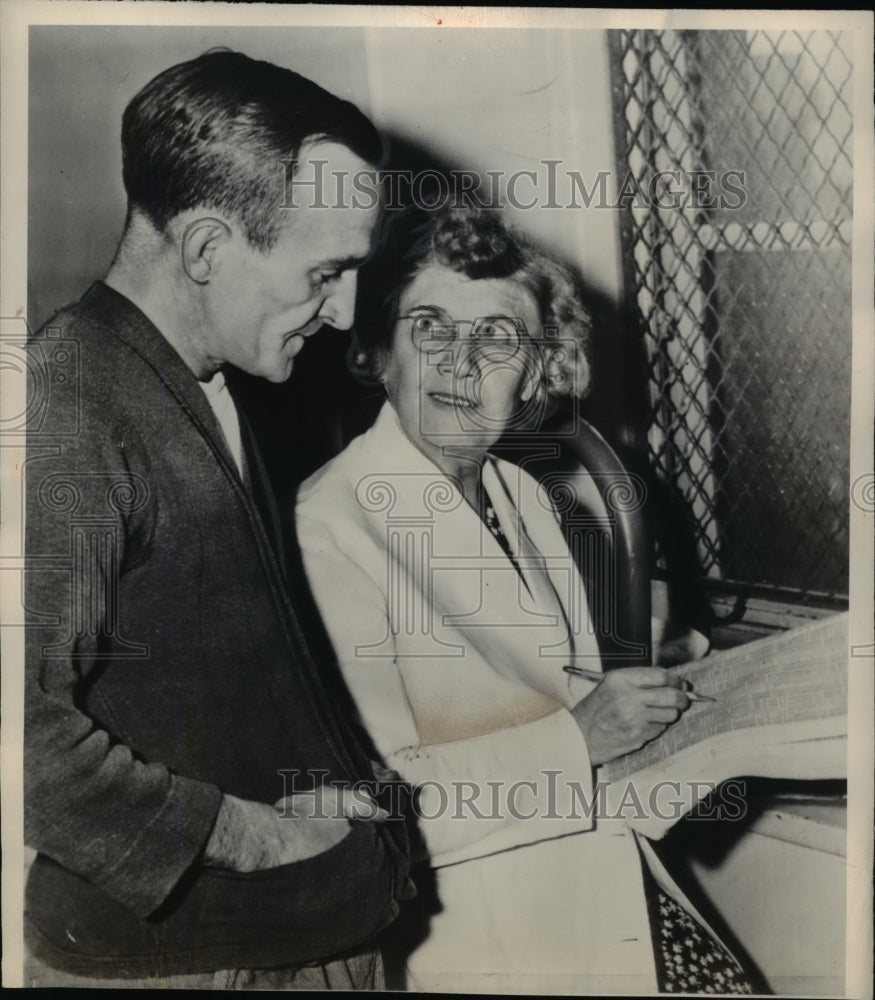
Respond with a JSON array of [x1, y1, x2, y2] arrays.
[[230, 132, 654, 513], [230, 131, 713, 650], [231, 131, 710, 639]]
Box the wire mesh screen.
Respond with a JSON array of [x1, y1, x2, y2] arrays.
[[611, 29, 853, 603]]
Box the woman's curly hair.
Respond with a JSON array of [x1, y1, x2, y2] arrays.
[[351, 207, 592, 403]]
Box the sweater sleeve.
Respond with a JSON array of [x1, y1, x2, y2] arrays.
[[24, 391, 222, 918], [296, 505, 597, 870]]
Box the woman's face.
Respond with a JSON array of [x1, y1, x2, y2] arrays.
[[383, 263, 542, 468]]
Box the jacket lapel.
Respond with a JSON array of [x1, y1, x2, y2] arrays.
[[360, 404, 598, 707], [490, 457, 602, 672]]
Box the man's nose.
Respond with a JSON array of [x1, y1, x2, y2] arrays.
[[318, 270, 358, 331]]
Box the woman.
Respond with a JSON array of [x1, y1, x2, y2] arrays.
[[295, 209, 754, 994]]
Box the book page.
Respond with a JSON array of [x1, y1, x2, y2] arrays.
[[605, 612, 849, 783]]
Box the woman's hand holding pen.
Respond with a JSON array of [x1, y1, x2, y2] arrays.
[[570, 668, 690, 766]]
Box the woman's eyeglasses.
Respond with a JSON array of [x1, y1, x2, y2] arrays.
[[402, 312, 528, 361]]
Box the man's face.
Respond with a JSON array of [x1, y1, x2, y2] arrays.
[[203, 141, 380, 382]]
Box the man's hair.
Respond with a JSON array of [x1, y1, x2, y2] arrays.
[[121, 49, 383, 250], [353, 207, 592, 401]]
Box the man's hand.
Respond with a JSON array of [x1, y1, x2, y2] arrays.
[[203, 787, 388, 873], [571, 667, 690, 766]]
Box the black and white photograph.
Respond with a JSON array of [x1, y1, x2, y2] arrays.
[[1, 4, 872, 995]]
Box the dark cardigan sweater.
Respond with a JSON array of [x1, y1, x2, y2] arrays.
[[23, 283, 410, 977]]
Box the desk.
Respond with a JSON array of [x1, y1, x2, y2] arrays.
[[676, 785, 847, 996], [648, 594, 849, 994]]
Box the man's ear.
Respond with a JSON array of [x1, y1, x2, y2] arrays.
[[180, 218, 232, 285]]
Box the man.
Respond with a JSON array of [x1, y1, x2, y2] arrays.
[[24, 49, 410, 988]]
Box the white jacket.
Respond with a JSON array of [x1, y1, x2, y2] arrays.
[[296, 402, 714, 994]]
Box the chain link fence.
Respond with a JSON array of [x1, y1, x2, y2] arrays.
[[609, 29, 853, 605]]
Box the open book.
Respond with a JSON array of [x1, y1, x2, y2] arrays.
[[600, 612, 848, 839]]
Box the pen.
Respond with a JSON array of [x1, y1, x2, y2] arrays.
[[562, 664, 716, 702]]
